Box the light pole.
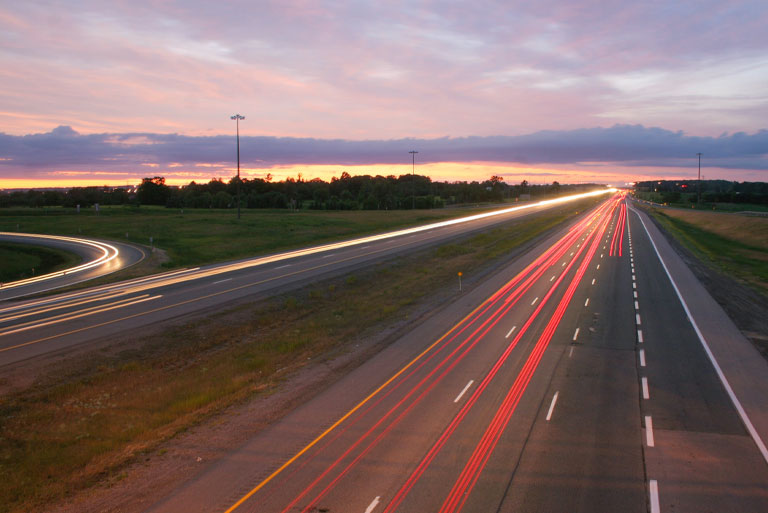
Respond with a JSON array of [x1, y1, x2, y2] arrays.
[[409, 150, 418, 209], [231, 114, 245, 219], [696, 152, 702, 204]]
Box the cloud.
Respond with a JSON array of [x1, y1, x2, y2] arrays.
[[1, 125, 766, 181]]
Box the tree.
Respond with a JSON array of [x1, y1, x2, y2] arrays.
[[137, 177, 170, 206]]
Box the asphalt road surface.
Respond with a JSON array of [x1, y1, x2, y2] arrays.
[[136, 193, 768, 513], [0, 232, 146, 301], [0, 191, 607, 366]]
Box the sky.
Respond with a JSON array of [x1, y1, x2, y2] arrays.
[[1, 1, 767, 188]]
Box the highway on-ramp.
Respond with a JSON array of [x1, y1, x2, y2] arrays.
[[0, 232, 146, 301], [139, 194, 768, 513]]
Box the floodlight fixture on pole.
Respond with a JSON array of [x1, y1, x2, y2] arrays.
[[409, 150, 418, 210], [696, 152, 702, 204], [231, 114, 245, 219]]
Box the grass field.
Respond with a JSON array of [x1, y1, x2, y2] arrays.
[[647, 207, 768, 296], [0, 242, 81, 283], [0, 198, 598, 513], [0, 206, 506, 269]]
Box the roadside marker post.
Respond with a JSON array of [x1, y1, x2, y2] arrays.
[[458, 271, 463, 291]]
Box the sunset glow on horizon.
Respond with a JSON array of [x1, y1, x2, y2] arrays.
[[1, 2, 766, 187]]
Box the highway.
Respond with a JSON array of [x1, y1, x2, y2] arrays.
[[0, 232, 146, 301], [137, 193, 768, 513], [0, 191, 608, 366]]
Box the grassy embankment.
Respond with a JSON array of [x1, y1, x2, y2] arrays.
[[0, 198, 598, 513], [633, 191, 768, 213], [0, 242, 81, 283], [645, 207, 768, 296], [0, 206, 506, 270]]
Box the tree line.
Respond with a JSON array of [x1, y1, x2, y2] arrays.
[[1, 173, 599, 210], [634, 179, 768, 205]]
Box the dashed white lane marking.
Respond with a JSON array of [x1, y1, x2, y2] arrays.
[[649, 480, 660, 513], [632, 274, 636, 281], [275, 264, 291, 269], [573, 328, 580, 341], [531, 297, 539, 306], [636, 313, 642, 325], [639, 349, 646, 367], [633, 282, 637, 289], [505, 325, 517, 338], [600, 253, 604, 258], [634, 290, 638, 298], [546, 391, 560, 421], [550, 275, 556, 282], [213, 278, 232, 284], [562, 261, 566, 267], [645, 415, 655, 447], [584, 298, 590, 307], [359, 246, 370, 249], [596, 264, 600, 270], [322, 253, 336, 258], [569, 346, 574, 357], [592, 278, 596, 285], [454, 380, 474, 403], [635, 301, 640, 310], [642, 377, 650, 399], [570, 252, 574, 256], [365, 496, 381, 513], [638, 329, 644, 343]]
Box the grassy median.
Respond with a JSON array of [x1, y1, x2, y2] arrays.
[[0, 199, 597, 513], [0, 242, 81, 283], [0, 206, 501, 269]]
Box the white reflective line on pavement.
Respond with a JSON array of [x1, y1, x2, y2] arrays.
[[638, 329, 644, 343], [573, 328, 580, 341], [639, 349, 646, 367], [642, 377, 650, 399], [569, 346, 574, 357], [275, 264, 291, 269], [505, 325, 517, 338], [454, 380, 474, 403], [636, 313, 642, 325], [649, 480, 660, 513], [584, 298, 589, 307], [592, 278, 596, 285], [212, 278, 232, 285], [546, 391, 559, 421], [645, 416, 655, 447], [550, 275, 556, 282], [365, 496, 381, 513], [635, 301, 640, 310], [531, 297, 539, 306], [634, 290, 638, 298]]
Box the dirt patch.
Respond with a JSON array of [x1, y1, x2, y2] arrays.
[[646, 212, 768, 359]]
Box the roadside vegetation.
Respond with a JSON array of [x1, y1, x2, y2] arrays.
[[0, 242, 81, 283], [0, 198, 598, 513], [645, 207, 768, 296]]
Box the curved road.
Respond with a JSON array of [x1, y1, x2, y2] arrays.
[[0, 232, 147, 301]]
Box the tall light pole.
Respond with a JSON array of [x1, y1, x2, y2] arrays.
[[231, 114, 245, 219], [696, 152, 702, 204], [409, 150, 418, 210]]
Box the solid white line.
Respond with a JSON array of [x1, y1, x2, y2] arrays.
[[638, 329, 644, 343], [531, 297, 539, 306], [639, 349, 646, 367], [645, 415, 655, 447], [635, 300, 640, 310], [642, 377, 650, 399], [636, 313, 642, 325], [550, 275, 555, 282], [546, 391, 560, 421], [454, 380, 474, 403], [584, 298, 589, 307], [649, 480, 660, 513], [569, 346, 574, 357], [573, 327, 580, 341], [634, 206, 768, 464], [505, 325, 517, 338], [212, 278, 232, 285], [365, 496, 381, 513], [592, 278, 596, 285]]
